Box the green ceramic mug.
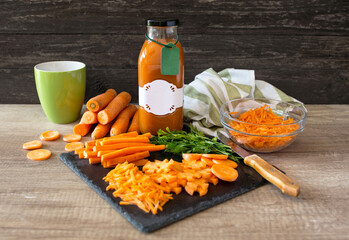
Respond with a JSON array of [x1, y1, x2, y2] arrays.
[[34, 61, 86, 124]]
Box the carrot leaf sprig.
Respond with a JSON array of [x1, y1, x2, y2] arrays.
[[150, 125, 241, 162]]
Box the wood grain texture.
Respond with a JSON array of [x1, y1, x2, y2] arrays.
[[0, 104, 348, 240], [0, 0, 348, 104]]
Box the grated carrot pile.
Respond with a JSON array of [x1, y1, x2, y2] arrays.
[[229, 104, 300, 151], [104, 162, 173, 215]]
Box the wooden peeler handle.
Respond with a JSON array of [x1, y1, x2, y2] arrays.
[[244, 154, 300, 197]]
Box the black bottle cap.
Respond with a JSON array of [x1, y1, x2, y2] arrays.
[[146, 19, 179, 26]]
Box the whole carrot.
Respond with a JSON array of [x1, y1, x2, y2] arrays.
[[81, 111, 98, 124], [97, 92, 132, 125], [91, 121, 114, 140], [86, 89, 117, 112], [128, 109, 140, 133], [73, 121, 93, 137], [110, 104, 137, 136]]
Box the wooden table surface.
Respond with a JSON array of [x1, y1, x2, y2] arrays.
[[1, 104, 348, 240]]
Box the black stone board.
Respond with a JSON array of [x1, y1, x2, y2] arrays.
[[59, 151, 267, 233]]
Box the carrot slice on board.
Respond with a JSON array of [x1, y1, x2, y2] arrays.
[[27, 149, 51, 161], [202, 154, 228, 160], [211, 164, 238, 182], [63, 134, 82, 142], [22, 140, 42, 150], [65, 142, 84, 152], [40, 131, 60, 141], [212, 159, 238, 168], [201, 156, 214, 166], [182, 153, 202, 161]]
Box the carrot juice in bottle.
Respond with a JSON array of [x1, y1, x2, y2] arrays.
[[138, 19, 184, 135]]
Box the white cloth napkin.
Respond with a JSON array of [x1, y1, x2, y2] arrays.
[[183, 68, 305, 137]]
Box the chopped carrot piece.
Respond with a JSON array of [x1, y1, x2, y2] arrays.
[[65, 142, 84, 152], [211, 164, 238, 182], [22, 140, 42, 150], [40, 131, 60, 141], [182, 153, 202, 161], [202, 154, 228, 160], [212, 159, 238, 168], [63, 134, 82, 142], [201, 156, 214, 166], [27, 149, 51, 161]]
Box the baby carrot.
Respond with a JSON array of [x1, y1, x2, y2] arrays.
[[81, 111, 98, 124], [86, 89, 117, 112], [73, 121, 93, 136], [40, 131, 60, 141], [27, 149, 51, 161], [91, 121, 114, 140], [128, 109, 140, 133], [97, 91, 132, 125], [110, 104, 138, 136], [23, 140, 42, 150]]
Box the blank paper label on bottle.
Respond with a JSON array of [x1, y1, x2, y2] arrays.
[[139, 80, 183, 115], [161, 43, 180, 75]]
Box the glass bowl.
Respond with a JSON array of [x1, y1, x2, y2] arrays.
[[220, 98, 307, 153]]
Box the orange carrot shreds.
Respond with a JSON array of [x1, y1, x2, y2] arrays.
[[89, 157, 101, 164], [65, 142, 84, 152], [104, 151, 150, 168], [128, 109, 140, 133], [229, 104, 300, 151], [73, 121, 93, 137], [133, 159, 149, 167], [93, 143, 155, 152], [201, 154, 228, 160], [229, 111, 239, 115], [101, 136, 150, 145], [63, 134, 82, 143], [91, 121, 114, 140], [22, 140, 42, 150], [211, 164, 238, 182], [86, 89, 117, 112], [27, 149, 52, 161], [97, 91, 132, 125], [182, 153, 202, 161], [110, 104, 138, 136], [101, 145, 165, 162], [104, 162, 173, 214], [40, 131, 60, 141], [212, 159, 238, 169], [81, 111, 98, 124]]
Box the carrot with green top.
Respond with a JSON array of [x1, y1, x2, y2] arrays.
[[86, 89, 117, 112], [81, 111, 98, 124], [110, 104, 137, 136], [128, 109, 140, 133], [91, 121, 114, 140], [97, 92, 132, 125]]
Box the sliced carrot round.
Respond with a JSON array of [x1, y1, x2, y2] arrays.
[[201, 156, 214, 166], [182, 153, 202, 161], [27, 149, 51, 161], [23, 140, 42, 150], [211, 164, 238, 182], [63, 134, 82, 142], [202, 154, 228, 160], [40, 131, 60, 141], [65, 142, 84, 152], [212, 159, 238, 168]]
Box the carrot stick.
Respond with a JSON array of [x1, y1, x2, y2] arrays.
[[74, 148, 85, 155], [91, 121, 114, 140], [73, 121, 93, 137], [86, 89, 117, 112], [102, 145, 165, 162], [128, 109, 140, 133], [85, 140, 96, 147], [101, 136, 150, 145], [97, 92, 132, 125], [140, 132, 152, 138], [89, 157, 101, 164], [103, 131, 139, 140], [83, 151, 98, 158], [81, 111, 98, 124], [110, 104, 138, 136], [94, 142, 155, 151], [104, 151, 150, 167], [97, 150, 115, 157]]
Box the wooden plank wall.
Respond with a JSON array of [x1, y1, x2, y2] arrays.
[[0, 0, 348, 104]]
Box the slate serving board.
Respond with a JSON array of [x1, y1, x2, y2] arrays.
[[60, 151, 267, 233]]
